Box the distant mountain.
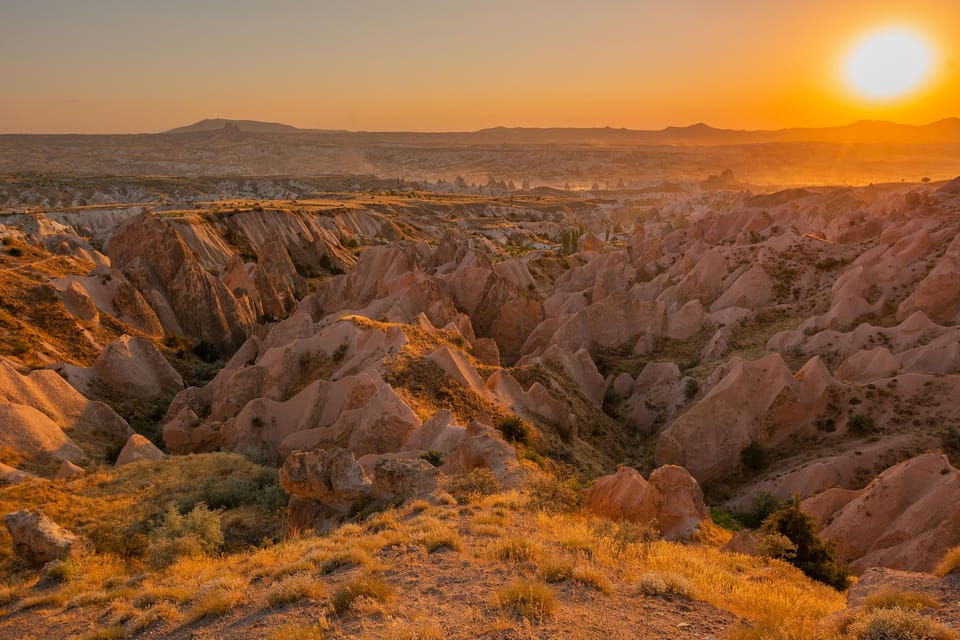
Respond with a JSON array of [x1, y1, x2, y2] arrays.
[[119, 116, 960, 146], [165, 118, 300, 134]]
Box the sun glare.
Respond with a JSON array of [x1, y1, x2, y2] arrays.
[[843, 27, 934, 100]]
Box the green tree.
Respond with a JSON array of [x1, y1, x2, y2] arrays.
[[762, 496, 850, 590]]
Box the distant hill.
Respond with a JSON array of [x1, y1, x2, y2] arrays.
[[162, 117, 960, 145], [165, 118, 300, 134]]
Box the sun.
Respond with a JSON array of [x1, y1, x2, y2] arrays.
[[843, 27, 934, 100]]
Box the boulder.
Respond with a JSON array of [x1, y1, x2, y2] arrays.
[[55, 460, 84, 479], [583, 465, 708, 540], [371, 458, 440, 501], [722, 530, 758, 556], [0, 463, 36, 486], [279, 447, 372, 504], [115, 434, 164, 466], [4, 510, 87, 566]]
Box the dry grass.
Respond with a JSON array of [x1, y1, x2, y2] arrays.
[[267, 623, 330, 640], [839, 607, 957, 640], [636, 571, 697, 598], [0, 473, 847, 639], [934, 545, 960, 576], [861, 589, 940, 612], [266, 574, 325, 607], [493, 580, 556, 621], [331, 574, 395, 614]]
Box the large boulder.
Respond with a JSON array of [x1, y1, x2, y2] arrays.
[[4, 510, 88, 566], [583, 465, 709, 540], [115, 434, 164, 466], [279, 447, 372, 504], [370, 458, 440, 501]]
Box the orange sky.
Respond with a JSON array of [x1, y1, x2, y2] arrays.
[[1, 0, 958, 133]]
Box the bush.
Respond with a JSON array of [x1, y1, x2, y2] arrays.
[[6, 247, 23, 257], [444, 468, 500, 503], [418, 449, 444, 467], [526, 476, 584, 513], [636, 572, 696, 599], [934, 545, 960, 576], [497, 415, 530, 444], [331, 574, 394, 613], [841, 607, 955, 640], [148, 503, 223, 568], [684, 378, 699, 400], [740, 440, 769, 473], [861, 589, 940, 612], [848, 413, 875, 436], [266, 575, 325, 607], [494, 580, 556, 620], [738, 493, 785, 529], [756, 532, 797, 559], [762, 497, 850, 590], [495, 537, 540, 563]]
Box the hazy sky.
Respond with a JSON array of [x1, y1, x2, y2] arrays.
[[2, 0, 959, 133]]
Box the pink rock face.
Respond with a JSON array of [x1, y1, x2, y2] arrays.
[[55, 460, 84, 480], [807, 454, 960, 574], [583, 465, 709, 540], [92, 335, 184, 399], [115, 434, 164, 466]]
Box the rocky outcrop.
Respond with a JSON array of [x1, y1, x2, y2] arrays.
[[583, 465, 709, 539], [805, 454, 960, 573], [4, 510, 88, 566], [107, 213, 259, 352], [655, 354, 833, 482]]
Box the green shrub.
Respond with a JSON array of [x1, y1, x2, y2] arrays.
[[6, 247, 23, 257], [418, 450, 444, 467], [497, 415, 530, 444], [740, 440, 769, 473], [848, 414, 875, 436], [756, 532, 797, 559], [762, 497, 849, 590], [148, 503, 223, 568], [738, 493, 785, 529]]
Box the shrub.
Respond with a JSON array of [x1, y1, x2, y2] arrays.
[[594, 519, 659, 555], [494, 537, 540, 563], [848, 413, 875, 436], [331, 575, 394, 613], [741, 440, 769, 473], [148, 503, 223, 568], [861, 589, 940, 612], [762, 497, 850, 590], [636, 571, 696, 599], [738, 493, 785, 529], [332, 343, 348, 362], [494, 580, 556, 620], [497, 415, 530, 444], [756, 532, 797, 560], [538, 557, 575, 583], [444, 468, 500, 503], [418, 449, 444, 467], [6, 247, 23, 257], [266, 575, 325, 607], [934, 545, 960, 576], [526, 476, 584, 513], [842, 607, 955, 640], [684, 378, 699, 400]]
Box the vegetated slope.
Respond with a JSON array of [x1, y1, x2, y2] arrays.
[[0, 460, 844, 640]]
